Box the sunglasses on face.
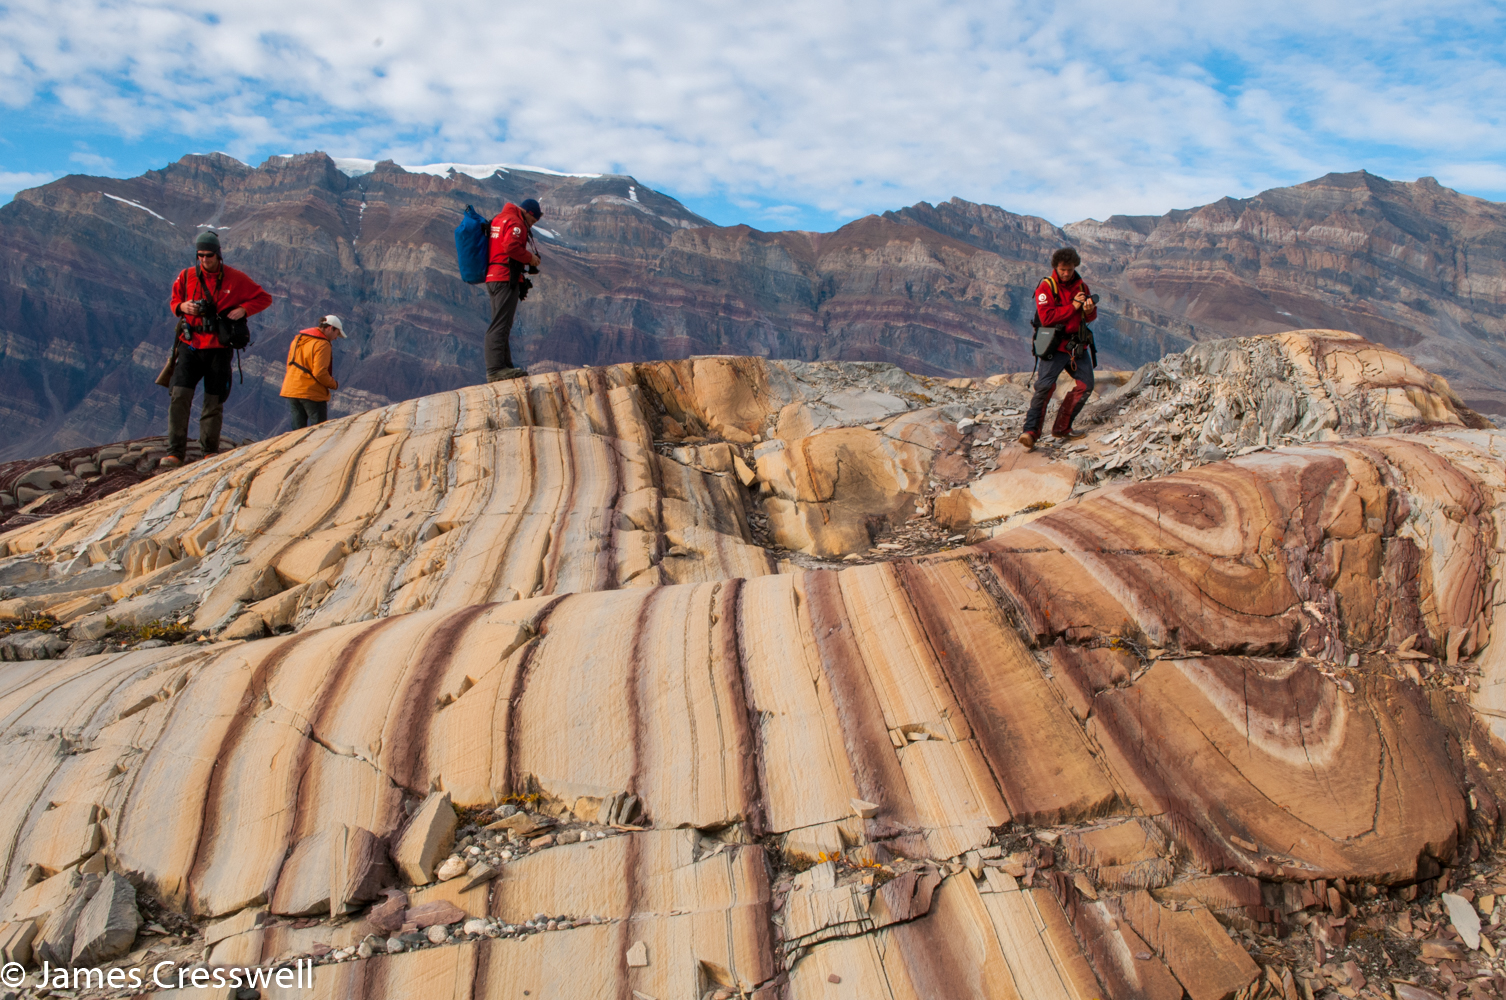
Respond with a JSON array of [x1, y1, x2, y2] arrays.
[[196, 251, 218, 258]]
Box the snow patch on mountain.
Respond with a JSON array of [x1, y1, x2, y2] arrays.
[[102, 193, 173, 224]]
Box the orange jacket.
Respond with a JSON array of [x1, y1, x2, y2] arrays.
[[280, 328, 339, 401]]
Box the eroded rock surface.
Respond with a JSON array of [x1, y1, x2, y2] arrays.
[[0, 334, 1504, 998]]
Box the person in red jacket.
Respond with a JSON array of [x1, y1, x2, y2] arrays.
[[1018, 247, 1098, 451], [160, 231, 272, 467], [483, 198, 542, 382]]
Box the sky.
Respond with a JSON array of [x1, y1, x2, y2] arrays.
[[1, 0, 1503, 232]]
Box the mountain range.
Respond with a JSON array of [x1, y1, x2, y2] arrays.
[[0, 152, 1501, 459]]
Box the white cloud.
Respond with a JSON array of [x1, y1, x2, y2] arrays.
[[69, 150, 114, 171], [0, 0, 1502, 226], [0, 170, 55, 199]]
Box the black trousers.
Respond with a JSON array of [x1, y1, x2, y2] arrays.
[[484, 280, 521, 380], [1023, 346, 1095, 437], [167, 346, 233, 458], [288, 398, 328, 429]]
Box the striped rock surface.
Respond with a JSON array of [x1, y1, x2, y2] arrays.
[[1, 332, 1503, 997]]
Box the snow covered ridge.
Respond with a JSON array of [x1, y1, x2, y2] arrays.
[[326, 157, 602, 180]]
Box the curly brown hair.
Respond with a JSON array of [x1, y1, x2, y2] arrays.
[[1050, 247, 1081, 269]]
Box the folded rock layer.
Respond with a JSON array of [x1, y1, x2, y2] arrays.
[[0, 337, 1503, 998]]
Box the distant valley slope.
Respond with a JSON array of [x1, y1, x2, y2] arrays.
[[0, 153, 1501, 458]]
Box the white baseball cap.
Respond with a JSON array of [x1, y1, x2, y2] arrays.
[[321, 314, 348, 338]]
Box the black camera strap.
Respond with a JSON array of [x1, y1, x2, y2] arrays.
[[194, 264, 224, 314]]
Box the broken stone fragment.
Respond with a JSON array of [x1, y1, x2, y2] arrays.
[[406, 900, 466, 929], [458, 864, 498, 893], [393, 791, 456, 885], [626, 939, 649, 967], [70, 872, 141, 966], [0, 918, 38, 966], [33, 871, 101, 966], [485, 811, 553, 836], [1394, 985, 1445, 1000], [733, 455, 756, 486], [1419, 938, 1466, 960], [221, 613, 268, 641], [600, 791, 643, 826], [1441, 892, 1481, 949], [367, 889, 408, 934], [435, 855, 467, 882], [850, 798, 880, 819], [204, 907, 267, 947]]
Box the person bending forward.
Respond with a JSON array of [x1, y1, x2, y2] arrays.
[[280, 315, 347, 428]]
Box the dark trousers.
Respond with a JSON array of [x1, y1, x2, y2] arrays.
[[484, 280, 521, 380], [167, 346, 233, 458], [1023, 347, 1095, 437], [288, 398, 328, 429]]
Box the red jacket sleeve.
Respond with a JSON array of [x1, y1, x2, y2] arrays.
[[222, 267, 273, 317], [170, 269, 191, 317]]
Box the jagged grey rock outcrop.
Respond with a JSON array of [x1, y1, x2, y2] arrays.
[[70, 873, 140, 966]]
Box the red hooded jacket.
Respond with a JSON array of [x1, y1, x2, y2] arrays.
[[1035, 271, 1097, 347], [170, 264, 273, 350], [484, 203, 536, 283]]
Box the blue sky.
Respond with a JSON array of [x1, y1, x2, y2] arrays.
[[2, 0, 1503, 231]]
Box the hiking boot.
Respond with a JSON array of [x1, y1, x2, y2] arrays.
[[1017, 432, 1037, 452], [1052, 430, 1087, 442], [158, 455, 184, 469], [487, 367, 529, 383]]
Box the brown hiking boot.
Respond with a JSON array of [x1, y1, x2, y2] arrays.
[[1017, 432, 1037, 452], [158, 455, 184, 468], [1052, 430, 1087, 442]]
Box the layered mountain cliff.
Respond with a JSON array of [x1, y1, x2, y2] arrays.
[[2, 155, 1502, 461]]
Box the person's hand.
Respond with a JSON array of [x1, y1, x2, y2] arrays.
[[181, 301, 202, 316], [225, 307, 247, 320], [1073, 294, 1087, 310], [529, 253, 541, 267]]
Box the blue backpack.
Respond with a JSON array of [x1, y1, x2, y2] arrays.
[[454, 205, 490, 284]]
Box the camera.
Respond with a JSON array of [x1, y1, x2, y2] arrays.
[[192, 298, 218, 317], [525, 264, 539, 275], [518, 278, 534, 302]]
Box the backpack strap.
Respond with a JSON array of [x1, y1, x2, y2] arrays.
[[288, 333, 317, 377]]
